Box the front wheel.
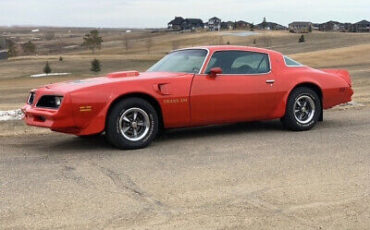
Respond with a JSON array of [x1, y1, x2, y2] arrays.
[[282, 87, 321, 131], [106, 98, 158, 149]]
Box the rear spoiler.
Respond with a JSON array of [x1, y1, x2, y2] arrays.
[[320, 69, 352, 87]]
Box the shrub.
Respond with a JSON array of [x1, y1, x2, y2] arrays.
[[59, 56, 63, 61], [90, 59, 101, 72], [299, 35, 305, 43], [43, 61, 51, 74]]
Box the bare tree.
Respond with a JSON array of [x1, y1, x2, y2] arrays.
[[44, 31, 55, 40], [82, 30, 103, 54]]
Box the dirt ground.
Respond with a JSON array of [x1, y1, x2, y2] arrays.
[[1, 108, 370, 229]]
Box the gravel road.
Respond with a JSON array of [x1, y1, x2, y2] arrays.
[[1, 108, 369, 229]]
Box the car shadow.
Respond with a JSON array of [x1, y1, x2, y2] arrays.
[[157, 120, 284, 142], [39, 120, 284, 152]]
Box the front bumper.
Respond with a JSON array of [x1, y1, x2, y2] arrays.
[[22, 104, 80, 134]]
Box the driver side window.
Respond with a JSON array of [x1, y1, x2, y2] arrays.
[[206, 51, 270, 74]]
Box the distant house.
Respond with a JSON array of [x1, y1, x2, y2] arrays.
[[168, 17, 185, 31], [235, 20, 252, 29], [257, 21, 286, 30], [0, 50, 8, 60], [319, 21, 342, 31], [182, 18, 204, 31], [311, 23, 320, 30], [221, 21, 235, 30], [350, 20, 370, 32], [208, 17, 221, 31], [0, 36, 6, 49], [289, 21, 312, 33]]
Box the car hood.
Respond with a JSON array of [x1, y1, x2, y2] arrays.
[[37, 71, 189, 94]]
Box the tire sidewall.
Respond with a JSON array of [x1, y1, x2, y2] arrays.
[[284, 87, 321, 131], [107, 98, 158, 149]]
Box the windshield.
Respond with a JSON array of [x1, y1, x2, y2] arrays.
[[147, 49, 208, 74]]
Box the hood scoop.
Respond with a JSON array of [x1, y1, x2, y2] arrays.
[[107, 71, 140, 78]]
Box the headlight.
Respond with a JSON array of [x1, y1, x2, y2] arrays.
[[55, 96, 63, 107], [36, 95, 64, 109], [28, 92, 35, 105]]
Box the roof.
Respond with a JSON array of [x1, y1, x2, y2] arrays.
[[209, 17, 221, 21], [184, 18, 203, 24], [354, 20, 370, 25], [320, 20, 342, 25], [168, 17, 184, 25], [289, 21, 312, 26], [236, 20, 250, 24]]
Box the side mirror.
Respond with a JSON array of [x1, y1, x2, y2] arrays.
[[208, 67, 222, 77]]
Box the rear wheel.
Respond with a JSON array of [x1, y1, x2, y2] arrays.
[[106, 98, 158, 149], [282, 87, 321, 131]]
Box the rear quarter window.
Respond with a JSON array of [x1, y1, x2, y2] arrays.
[[284, 56, 303, 67]]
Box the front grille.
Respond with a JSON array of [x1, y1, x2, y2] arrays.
[[36, 95, 63, 109], [28, 92, 35, 105]]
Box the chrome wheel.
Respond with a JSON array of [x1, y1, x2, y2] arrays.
[[119, 108, 150, 141], [293, 95, 315, 124]]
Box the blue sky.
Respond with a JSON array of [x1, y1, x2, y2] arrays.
[[0, 0, 368, 28]]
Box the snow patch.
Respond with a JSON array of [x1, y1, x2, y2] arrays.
[[0, 109, 23, 121], [31, 73, 71, 78]]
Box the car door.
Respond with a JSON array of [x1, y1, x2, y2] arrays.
[[190, 50, 281, 126]]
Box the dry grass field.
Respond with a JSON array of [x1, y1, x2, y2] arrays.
[[0, 29, 369, 112]]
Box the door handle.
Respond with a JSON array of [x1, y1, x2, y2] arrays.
[[266, 80, 275, 84]]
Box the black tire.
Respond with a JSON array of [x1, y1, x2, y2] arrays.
[[105, 97, 158, 149], [282, 87, 321, 131]]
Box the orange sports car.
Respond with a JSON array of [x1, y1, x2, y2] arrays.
[[23, 46, 353, 149]]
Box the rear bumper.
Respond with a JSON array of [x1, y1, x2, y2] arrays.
[[22, 105, 80, 134]]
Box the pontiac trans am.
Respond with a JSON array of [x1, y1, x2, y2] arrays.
[[22, 46, 353, 149]]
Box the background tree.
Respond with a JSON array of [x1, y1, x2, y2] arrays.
[[43, 61, 51, 74], [299, 35, 305, 43], [82, 30, 103, 53], [90, 59, 101, 72], [44, 31, 55, 41], [22, 41, 36, 55], [6, 39, 17, 57], [308, 25, 312, 32], [250, 23, 255, 31]]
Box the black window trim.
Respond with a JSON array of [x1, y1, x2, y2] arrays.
[[201, 50, 272, 76]]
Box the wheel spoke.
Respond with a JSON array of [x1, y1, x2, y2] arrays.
[[123, 116, 130, 123], [133, 129, 138, 137], [137, 122, 145, 126], [133, 112, 138, 121], [122, 126, 130, 133], [297, 100, 302, 107], [299, 113, 304, 120]]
